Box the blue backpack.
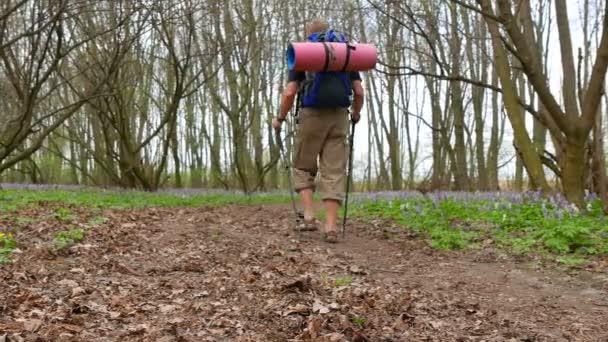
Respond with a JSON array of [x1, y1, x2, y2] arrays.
[[300, 30, 352, 108]]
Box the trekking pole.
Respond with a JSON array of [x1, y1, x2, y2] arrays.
[[342, 121, 356, 239], [275, 126, 302, 232]]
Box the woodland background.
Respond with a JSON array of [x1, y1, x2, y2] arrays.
[[1, 0, 607, 211]]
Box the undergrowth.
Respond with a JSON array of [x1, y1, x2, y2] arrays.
[[0, 233, 16, 263], [3, 188, 606, 265], [349, 193, 608, 264], [54, 227, 85, 251], [0, 188, 291, 211]]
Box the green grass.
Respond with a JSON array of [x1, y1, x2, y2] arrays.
[[0, 188, 291, 211], [85, 215, 108, 228], [15, 216, 37, 227], [350, 197, 608, 264], [4, 188, 605, 266], [0, 233, 17, 263], [333, 276, 353, 287], [54, 207, 77, 221], [351, 316, 366, 328], [316, 208, 327, 220], [556, 255, 587, 267], [54, 227, 85, 250], [0, 188, 289, 257]]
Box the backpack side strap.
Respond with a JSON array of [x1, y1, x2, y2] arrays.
[[341, 44, 356, 72], [322, 42, 331, 72]]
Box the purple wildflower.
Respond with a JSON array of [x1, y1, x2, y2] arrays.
[[542, 202, 549, 219]]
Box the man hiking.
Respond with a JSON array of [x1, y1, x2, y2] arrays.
[[272, 18, 365, 243]]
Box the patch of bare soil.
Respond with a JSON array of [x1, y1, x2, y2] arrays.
[[1, 204, 607, 341]]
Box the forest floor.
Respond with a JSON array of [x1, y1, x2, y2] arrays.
[[1, 201, 608, 341]]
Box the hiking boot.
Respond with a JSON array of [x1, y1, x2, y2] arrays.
[[296, 218, 319, 232], [322, 229, 338, 243]]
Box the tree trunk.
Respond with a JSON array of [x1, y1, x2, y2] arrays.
[[450, 5, 469, 191], [562, 135, 587, 207], [430, 72, 443, 190], [479, 0, 551, 193], [487, 70, 500, 190], [171, 124, 182, 188], [514, 75, 527, 191]]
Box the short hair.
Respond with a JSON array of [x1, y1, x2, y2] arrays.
[[306, 18, 329, 36]]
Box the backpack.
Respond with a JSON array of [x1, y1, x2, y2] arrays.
[[299, 29, 352, 108]]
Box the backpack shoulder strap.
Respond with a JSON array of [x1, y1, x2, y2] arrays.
[[307, 32, 321, 42]]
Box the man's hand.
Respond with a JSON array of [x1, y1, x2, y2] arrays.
[[351, 111, 361, 124], [272, 117, 284, 130]]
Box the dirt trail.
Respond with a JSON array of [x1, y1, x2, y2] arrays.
[[1, 204, 608, 341]]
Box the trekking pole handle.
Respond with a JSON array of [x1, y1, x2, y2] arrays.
[[274, 126, 284, 153]]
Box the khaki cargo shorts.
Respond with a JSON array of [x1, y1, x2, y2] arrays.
[[292, 107, 349, 202]]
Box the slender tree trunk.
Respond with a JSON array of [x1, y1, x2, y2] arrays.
[[449, 5, 468, 190], [171, 124, 182, 188], [487, 70, 500, 190], [430, 74, 443, 190], [514, 76, 527, 191]]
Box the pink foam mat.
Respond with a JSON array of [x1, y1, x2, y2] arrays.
[[287, 42, 376, 72]]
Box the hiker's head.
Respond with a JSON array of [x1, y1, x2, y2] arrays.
[[306, 18, 329, 36]]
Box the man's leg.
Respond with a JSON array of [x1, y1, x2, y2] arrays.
[[323, 198, 340, 231], [299, 188, 315, 221], [318, 108, 349, 242], [292, 169, 317, 227], [292, 108, 326, 228]]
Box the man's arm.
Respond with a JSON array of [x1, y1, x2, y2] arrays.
[[351, 80, 364, 123], [278, 81, 299, 120]]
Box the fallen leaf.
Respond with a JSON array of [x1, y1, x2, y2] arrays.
[[349, 265, 366, 275], [193, 291, 209, 298], [429, 320, 444, 329], [86, 301, 109, 313], [58, 323, 83, 333], [207, 328, 226, 335], [73, 244, 96, 249], [352, 332, 370, 342], [127, 323, 148, 334], [71, 287, 86, 297], [156, 336, 174, 342], [5, 335, 24, 342], [352, 288, 365, 297], [191, 301, 205, 311], [313, 300, 330, 314], [58, 279, 78, 288], [171, 289, 185, 296], [307, 317, 323, 339], [0, 323, 23, 332], [283, 304, 309, 316], [283, 276, 312, 292], [169, 317, 184, 324], [159, 304, 176, 313], [24, 319, 42, 332], [110, 296, 124, 307], [28, 309, 45, 317], [324, 332, 347, 341]]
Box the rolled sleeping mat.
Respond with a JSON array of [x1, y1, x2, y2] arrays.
[[287, 42, 376, 72]]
